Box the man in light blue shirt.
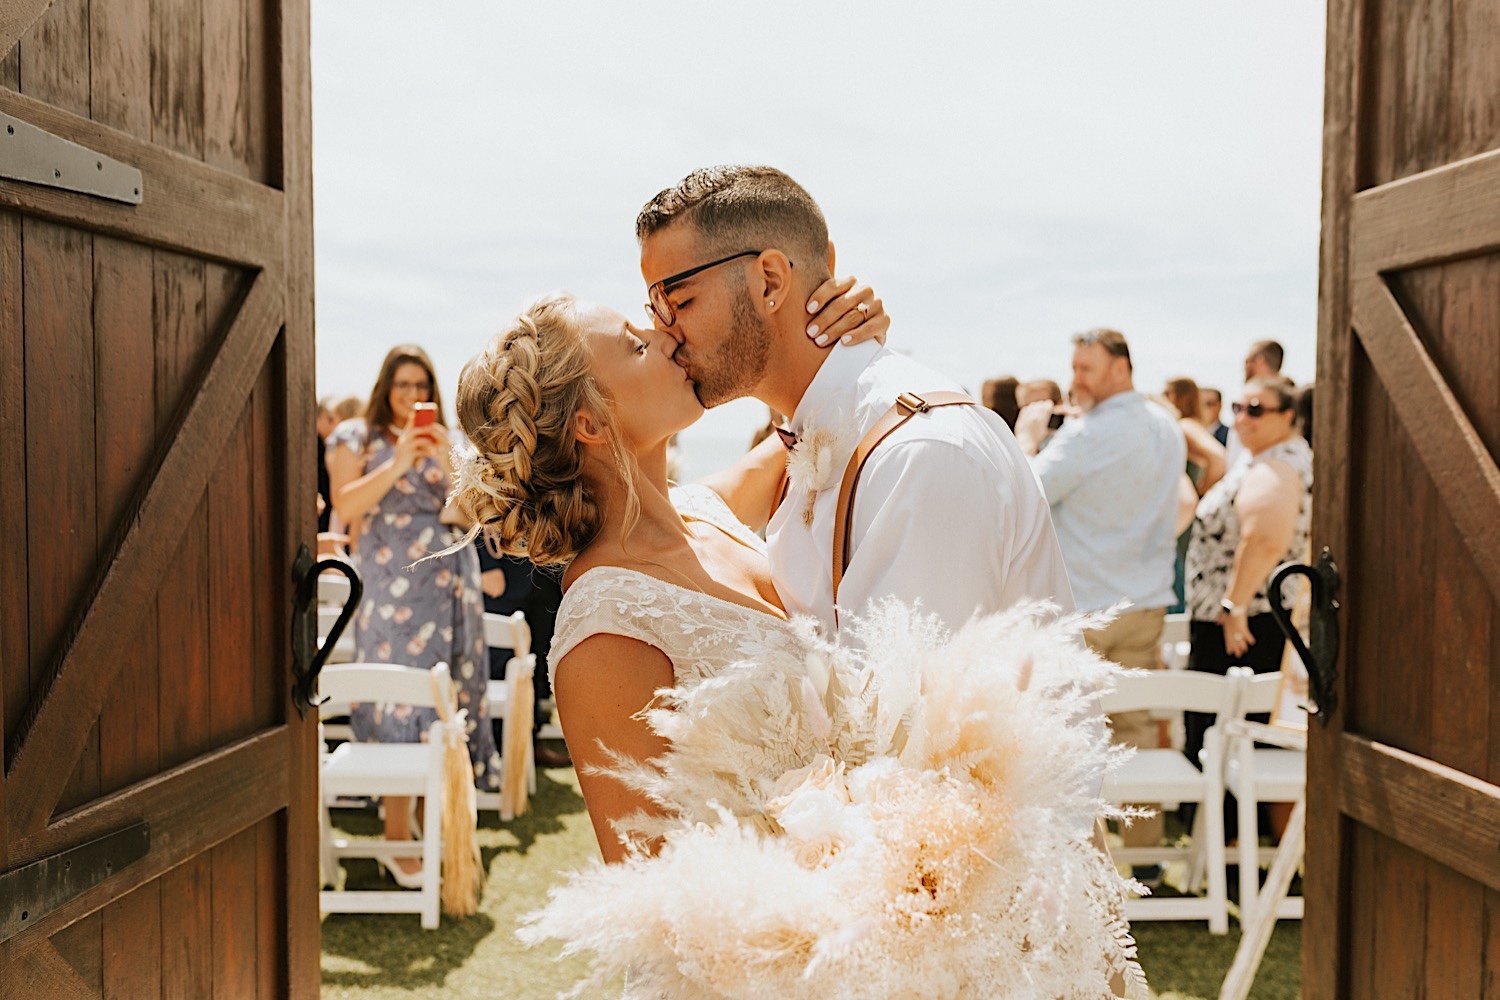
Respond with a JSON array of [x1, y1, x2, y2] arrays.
[[1015, 328, 1186, 869]]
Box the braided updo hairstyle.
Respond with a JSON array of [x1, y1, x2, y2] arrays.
[[449, 293, 633, 567]]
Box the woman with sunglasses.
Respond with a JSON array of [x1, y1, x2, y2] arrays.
[[1181, 375, 1313, 788]]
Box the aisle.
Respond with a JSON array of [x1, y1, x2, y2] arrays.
[[320, 767, 1300, 999]]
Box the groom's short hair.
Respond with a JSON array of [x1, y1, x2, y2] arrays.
[[636, 165, 829, 269]]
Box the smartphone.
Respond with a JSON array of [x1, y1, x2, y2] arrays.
[[1047, 411, 1066, 431], [411, 402, 438, 428]]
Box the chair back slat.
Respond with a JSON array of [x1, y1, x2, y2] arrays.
[[1233, 671, 1284, 716], [483, 610, 530, 658], [317, 605, 343, 633], [317, 571, 353, 605], [1099, 669, 1240, 715], [1160, 612, 1191, 647], [318, 663, 449, 717]]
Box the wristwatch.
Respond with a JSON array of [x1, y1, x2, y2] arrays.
[[1220, 598, 1242, 618]]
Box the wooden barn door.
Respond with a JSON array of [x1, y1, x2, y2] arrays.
[[1309, 0, 1500, 995], [0, 0, 319, 995]]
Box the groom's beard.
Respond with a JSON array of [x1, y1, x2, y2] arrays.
[[686, 291, 771, 409]]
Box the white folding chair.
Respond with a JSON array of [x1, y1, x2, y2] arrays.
[[1223, 671, 1306, 924], [316, 570, 358, 739], [318, 662, 447, 929], [1159, 612, 1192, 670], [1217, 720, 1306, 1000], [317, 570, 353, 607], [1099, 670, 1241, 934], [317, 605, 356, 666], [476, 611, 537, 818]]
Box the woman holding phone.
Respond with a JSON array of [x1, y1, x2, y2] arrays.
[[327, 344, 500, 884]]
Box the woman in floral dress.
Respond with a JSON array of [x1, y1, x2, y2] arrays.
[[327, 344, 501, 881]]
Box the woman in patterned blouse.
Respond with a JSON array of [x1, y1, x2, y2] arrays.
[[1182, 375, 1313, 783]]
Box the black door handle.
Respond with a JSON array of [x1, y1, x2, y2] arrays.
[[290, 544, 363, 715], [1266, 547, 1341, 726]]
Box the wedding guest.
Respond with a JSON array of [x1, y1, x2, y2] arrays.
[[1200, 387, 1230, 447], [981, 375, 1021, 430], [1164, 378, 1227, 496], [1159, 379, 1227, 614], [1182, 376, 1312, 805], [1243, 339, 1284, 381], [327, 345, 501, 884], [1015, 329, 1185, 874], [1294, 383, 1314, 446], [316, 398, 339, 532], [331, 394, 364, 422], [475, 538, 570, 768], [1017, 378, 1063, 408]]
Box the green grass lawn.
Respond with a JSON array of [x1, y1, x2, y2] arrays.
[[321, 759, 1300, 999]]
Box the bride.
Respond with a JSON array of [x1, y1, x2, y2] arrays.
[[448, 283, 885, 861], [448, 289, 1139, 999]]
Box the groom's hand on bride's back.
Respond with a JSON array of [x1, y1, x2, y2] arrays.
[[805, 276, 888, 349]]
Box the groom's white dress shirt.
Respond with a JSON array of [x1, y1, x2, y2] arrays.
[[767, 341, 1075, 637]]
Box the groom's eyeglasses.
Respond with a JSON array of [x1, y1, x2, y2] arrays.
[[645, 249, 764, 328]]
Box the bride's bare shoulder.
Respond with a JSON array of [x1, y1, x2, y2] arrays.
[[561, 543, 626, 591]]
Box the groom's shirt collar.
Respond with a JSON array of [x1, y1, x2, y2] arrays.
[[788, 339, 884, 435]]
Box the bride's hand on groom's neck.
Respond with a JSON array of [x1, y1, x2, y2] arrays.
[[804, 275, 889, 349]]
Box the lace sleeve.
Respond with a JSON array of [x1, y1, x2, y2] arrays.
[[548, 568, 676, 689]]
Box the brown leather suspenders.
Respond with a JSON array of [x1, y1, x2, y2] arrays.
[[773, 390, 977, 623]]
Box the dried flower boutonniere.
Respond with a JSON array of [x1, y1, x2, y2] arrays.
[[786, 422, 849, 526]]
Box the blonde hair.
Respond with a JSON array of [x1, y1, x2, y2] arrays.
[[448, 293, 636, 567]]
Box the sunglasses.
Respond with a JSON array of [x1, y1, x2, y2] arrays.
[[1231, 399, 1284, 418]]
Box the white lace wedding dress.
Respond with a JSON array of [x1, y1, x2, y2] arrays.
[[548, 484, 809, 690]]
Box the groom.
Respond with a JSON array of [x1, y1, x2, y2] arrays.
[[637, 165, 1075, 634]]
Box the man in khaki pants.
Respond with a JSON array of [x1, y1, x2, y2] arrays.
[[1016, 328, 1186, 882]]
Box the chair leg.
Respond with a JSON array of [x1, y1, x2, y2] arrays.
[[1186, 806, 1207, 893], [421, 764, 443, 930], [1203, 732, 1229, 935], [319, 793, 338, 890], [1220, 798, 1305, 1000], [1236, 739, 1259, 926]]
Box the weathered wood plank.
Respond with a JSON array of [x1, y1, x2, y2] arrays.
[[1351, 148, 1500, 274], [159, 854, 212, 999], [0, 0, 58, 61], [0, 209, 25, 766], [1349, 276, 1500, 601], [210, 828, 259, 1000], [1448, 0, 1500, 166], [101, 880, 162, 1000], [1303, 0, 1360, 985], [151, 11, 214, 987], [3, 270, 283, 836], [1370, 833, 1428, 999], [8, 728, 289, 953], [204, 0, 264, 990], [1424, 860, 1486, 999], [0, 89, 284, 268], [254, 817, 285, 999], [281, 0, 321, 991], [7, 940, 94, 1000], [0, 19, 21, 998], [250, 366, 286, 1000], [1340, 733, 1500, 892], [19, 0, 99, 836]]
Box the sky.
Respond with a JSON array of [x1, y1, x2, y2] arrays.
[[310, 2, 1326, 480]]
